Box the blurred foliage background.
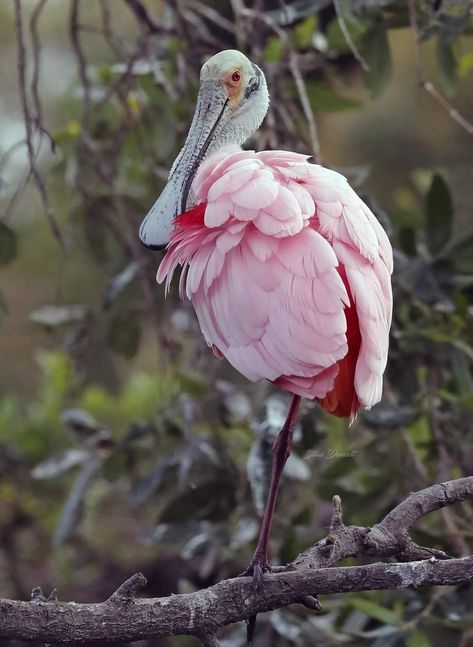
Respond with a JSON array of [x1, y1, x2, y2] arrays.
[[1, 0, 473, 645]]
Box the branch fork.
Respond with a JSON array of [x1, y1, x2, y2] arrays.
[[1, 478, 472, 645]]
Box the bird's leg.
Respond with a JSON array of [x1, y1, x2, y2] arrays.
[[243, 394, 302, 582]]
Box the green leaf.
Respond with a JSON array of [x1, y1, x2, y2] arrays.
[[293, 15, 317, 48], [437, 40, 458, 96], [362, 25, 392, 99], [398, 227, 417, 257], [409, 416, 431, 446], [350, 597, 402, 626], [406, 630, 431, 647], [107, 310, 141, 359], [61, 408, 105, 436], [53, 458, 101, 547], [53, 119, 81, 144], [425, 174, 453, 256], [37, 350, 73, 404], [418, 329, 451, 344], [452, 339, 473, 363], [307, 84, 362, 112], [326, 9, 367, 53], [437, 13, 471, 45], [263, 37, 284, 63], [0, 223, 18, 267], [178, 372, 206, 396], [97, 63, 113, 85]]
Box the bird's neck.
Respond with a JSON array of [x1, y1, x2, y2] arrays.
[[207, 85, 270, 156], [206, 115, 257, 155], [169, 84, 270, 209]]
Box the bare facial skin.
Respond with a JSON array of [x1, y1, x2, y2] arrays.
[[200, 50, 256, 110]]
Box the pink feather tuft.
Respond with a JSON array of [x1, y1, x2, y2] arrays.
[[157, 150, 393, 418]]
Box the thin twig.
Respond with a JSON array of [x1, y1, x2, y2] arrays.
[[186, 0, 235, 33], [99, 0, 126, 56], [401, 427, 431, 484], [0, 140, 26, 176], [422, 82, 473, 134], [30, 0, 56, 152], [14, 0, 64, 249], [123, 0, 166, 34], [0, 168, 32, 224], [408, 0, 473, 135], [240, 7, 322, 162], [401, 588, 446, 631], [70, 0, 90, 114], [288, 50, 322, 163], [333, 0, 369, 71], [229, 0, 248, 50]]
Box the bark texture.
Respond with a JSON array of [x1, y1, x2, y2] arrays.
[[1, 478, 472, 644]]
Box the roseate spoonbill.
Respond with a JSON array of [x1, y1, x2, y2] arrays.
[[139, 50, 393, 578]]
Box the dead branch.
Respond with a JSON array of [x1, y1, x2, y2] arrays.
[[1, 477, 472, 644]]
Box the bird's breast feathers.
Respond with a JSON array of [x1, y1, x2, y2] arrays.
[[157, 150, 393, 418]]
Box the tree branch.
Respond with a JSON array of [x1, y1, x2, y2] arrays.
[[1, 558, 472, 642], [13, 0, 64, 248], [332, 0, 369, 72], [0, 478, 472, 643], [407, 0, 473, 135], [123, 0, 165, 34]]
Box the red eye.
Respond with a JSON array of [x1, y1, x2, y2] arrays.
[[231, 70, 241, 83]]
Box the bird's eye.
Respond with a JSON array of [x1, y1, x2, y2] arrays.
[[231, 70, 241, 83]]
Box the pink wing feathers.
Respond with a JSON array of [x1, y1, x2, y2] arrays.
[[259, 153, 393, 410], [157, 149, 393, 416]]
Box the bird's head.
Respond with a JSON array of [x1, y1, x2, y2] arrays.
[[199, 49, 269, 132], [139, 50, 269, 249]]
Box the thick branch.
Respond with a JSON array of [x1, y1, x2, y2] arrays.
[[0, 478, 472, 642], [1, 558, 472, 643], [293, 477, 473, 568]]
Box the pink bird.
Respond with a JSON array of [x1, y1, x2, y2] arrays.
[[140, 50, 393, 579]]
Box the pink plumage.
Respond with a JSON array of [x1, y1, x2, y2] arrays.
[[157, 147, 393, 419]]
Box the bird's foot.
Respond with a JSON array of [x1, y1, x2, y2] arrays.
[[240, 552, 271, 590], [238, 553, 272, 644]]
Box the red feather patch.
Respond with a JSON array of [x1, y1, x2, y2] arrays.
[[175, 202, 207, 229], [317, 264, 361, 419]]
